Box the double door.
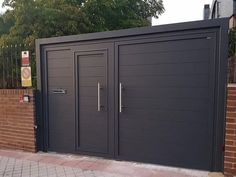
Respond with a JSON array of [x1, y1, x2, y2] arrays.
[[47, 34, 216, 170]]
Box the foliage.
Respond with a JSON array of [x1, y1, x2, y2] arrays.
[[0, 11, 15, 36], [0, 0, 93, 47], [0, 0, 164, 46], [83, 0, 164, 31]]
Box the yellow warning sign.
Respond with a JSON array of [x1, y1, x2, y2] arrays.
[[21, 67, 32, 87]]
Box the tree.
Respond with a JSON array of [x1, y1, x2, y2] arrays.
[[0, 0, 164, 45], [0, 11, 15, 36], [1, 0, 92, 46], [83, 0, 164, 31]]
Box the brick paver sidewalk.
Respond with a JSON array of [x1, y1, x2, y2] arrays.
[[0, 150, 210, 177]]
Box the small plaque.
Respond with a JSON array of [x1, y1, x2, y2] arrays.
[[21, 51, 30, 66], [21, 67, 32, 87]]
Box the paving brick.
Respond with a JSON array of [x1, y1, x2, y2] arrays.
[[0, 149, 213, 177]]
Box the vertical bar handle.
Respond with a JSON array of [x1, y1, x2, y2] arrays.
[[119, 83, 122, 113], [97, 82, 101, 111]]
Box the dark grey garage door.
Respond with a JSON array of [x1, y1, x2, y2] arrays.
[[37, 19, 228, 171], [117, 35, 216, 170]]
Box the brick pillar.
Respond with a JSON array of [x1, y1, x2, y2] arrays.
[[0, 89, 36, 152], [224, 85, 236, 177]]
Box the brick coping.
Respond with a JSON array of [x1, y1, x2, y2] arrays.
[[0, 89, 34, 94], [228, 84, 236, 88]]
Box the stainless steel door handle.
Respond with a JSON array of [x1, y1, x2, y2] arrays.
[[97, 82, 101, 111], [119, 83, 122, 113]]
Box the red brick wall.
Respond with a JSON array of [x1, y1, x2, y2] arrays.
[[0, 89, 36, 152], [225, 85, 236, 177]]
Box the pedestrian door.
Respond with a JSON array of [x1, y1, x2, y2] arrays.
[[74, 43, 115, 156]]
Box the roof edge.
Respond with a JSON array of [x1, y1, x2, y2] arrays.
[[36, 18, 229, 46]]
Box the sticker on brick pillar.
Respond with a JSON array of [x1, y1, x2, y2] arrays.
[[19, 94, 30, 103], [21, 67, 32, 87]]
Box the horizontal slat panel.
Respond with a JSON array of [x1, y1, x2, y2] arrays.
[[79, 67, 105, 77], [121, 87, 209, 99], [119, 119, 208, 142], [122, 98, 208, 111], [118, 138, 210, 161], [120, 62, 209, 76], [49, 112, 74, 121], [48, 95, 74, 107], [47, 77, 73, 87], [79, 87, 107, 97], [79, 87, 97, 97], [79, 119, 107, 129], [47, 49, 71, 59], [79, 77, 105, 87], [120, 49, 209, 66], [119, 109, 208, 123], [120, 74, 209, 88], [119, 38, 209, 55], [119, 137, 209, 160], [79, 97, 106, 107], [48, 67, 73, 77], [79, 110, 107, 117], [47, 57, 72, 69], [78, 54, 104, 67]]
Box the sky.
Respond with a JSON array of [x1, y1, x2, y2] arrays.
[[0, 0, 213, 25], [0, 0, 4, 13], [153, 0, 213, 25]]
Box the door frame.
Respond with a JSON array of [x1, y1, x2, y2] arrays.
[[36, 19, 228, 171], [73, 43, 115, 158]]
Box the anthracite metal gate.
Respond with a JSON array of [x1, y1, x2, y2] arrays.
[[36, 19, 228, 171]]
